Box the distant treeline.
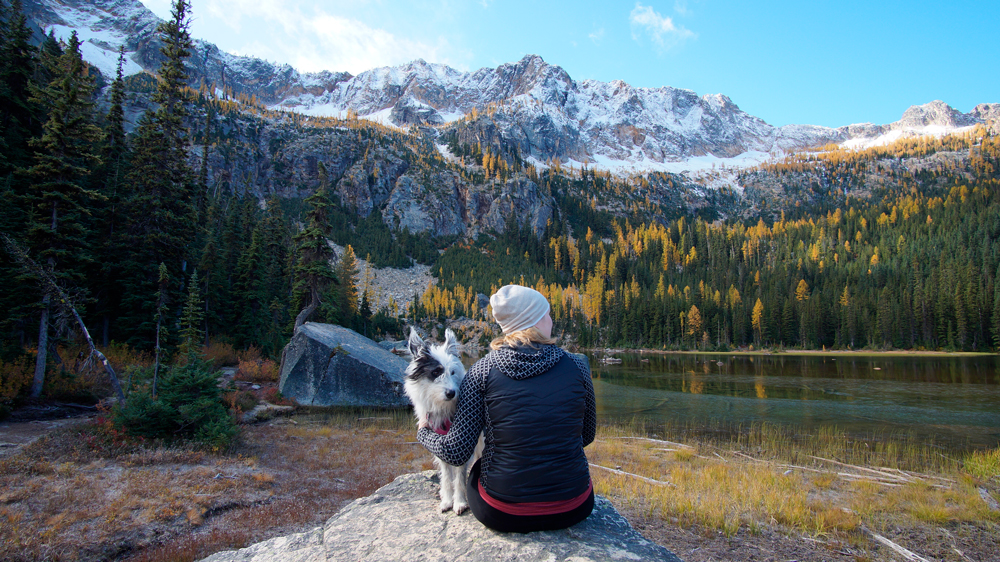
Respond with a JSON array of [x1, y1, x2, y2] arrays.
[[419, 132, 1000, 352]]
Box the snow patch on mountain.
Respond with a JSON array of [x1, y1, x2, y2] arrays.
[[39, 0, 147, 79], [836, 101, 985, 150], [841, 124, 979, 150], [583, 150, 772, 178]]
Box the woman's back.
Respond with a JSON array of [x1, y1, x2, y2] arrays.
[[480, 345, 593, 503]]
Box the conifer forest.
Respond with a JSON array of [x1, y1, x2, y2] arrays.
[[1, 0, 999, 409]]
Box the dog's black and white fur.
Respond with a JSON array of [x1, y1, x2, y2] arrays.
[[404, 328, 476, 514]]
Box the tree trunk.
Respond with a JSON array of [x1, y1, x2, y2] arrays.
[[293, 289, 320, 333], [31, 295, 50, 398], [153, 314, 162, 399], [66, 303, 126, 404]]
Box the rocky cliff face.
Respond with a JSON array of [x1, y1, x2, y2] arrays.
[[22, 0, 998, 236], [195, 111, 556, 237]]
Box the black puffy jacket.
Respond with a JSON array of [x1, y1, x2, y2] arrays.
[[418, 345, 596, 503]]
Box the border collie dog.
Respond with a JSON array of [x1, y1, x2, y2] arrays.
[[404, 328, 474, 514]]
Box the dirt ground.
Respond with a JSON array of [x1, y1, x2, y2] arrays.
[[0, 411, 997, 562]]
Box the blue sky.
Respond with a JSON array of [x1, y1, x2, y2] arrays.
[[140, 0, 999, 128]]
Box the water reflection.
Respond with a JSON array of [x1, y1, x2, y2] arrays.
[[586, 352, 1000, 448]]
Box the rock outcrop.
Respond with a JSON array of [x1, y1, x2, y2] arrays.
[[198, 471, 683, 562], [279, 323, 410, 407]]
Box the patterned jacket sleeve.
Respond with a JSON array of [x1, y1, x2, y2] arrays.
[[416, 358, 487, 466], [570, 352, 597, 447]]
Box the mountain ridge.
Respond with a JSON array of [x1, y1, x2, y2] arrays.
[[22, 0, 999, 175]]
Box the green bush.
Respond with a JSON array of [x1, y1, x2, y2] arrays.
[[112, 353, 237, 447]]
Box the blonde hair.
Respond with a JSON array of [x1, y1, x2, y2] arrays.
[[489, 327, 557, 350]]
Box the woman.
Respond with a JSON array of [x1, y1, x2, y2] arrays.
[[417, 284, 596, 533]]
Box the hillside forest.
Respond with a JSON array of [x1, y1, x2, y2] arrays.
[[1, 0, 999, 409]]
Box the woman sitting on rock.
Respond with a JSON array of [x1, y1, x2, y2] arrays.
[[417, 284, 596, 533]]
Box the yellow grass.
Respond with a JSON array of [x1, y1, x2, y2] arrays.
[[2, 407, 996, 561], [588, 424, 1000, 541], [964, 448, 1000, 481]]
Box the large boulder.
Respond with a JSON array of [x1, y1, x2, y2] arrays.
[[199, 471, 682, 562], [279, 323, 410, 407]]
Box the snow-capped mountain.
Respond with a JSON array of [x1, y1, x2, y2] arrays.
[[22, 0, 352, 106], [22, 0, 999, 176], [841, 100, 1000, 150]]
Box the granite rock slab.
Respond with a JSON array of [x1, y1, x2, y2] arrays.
[[279, 322, 410, 407], [200, 471, 682, 562]]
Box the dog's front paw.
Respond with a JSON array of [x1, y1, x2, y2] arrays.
[[439, 499, 453, 512], [453, 501, 469, 515]]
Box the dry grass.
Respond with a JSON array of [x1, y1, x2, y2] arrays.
[[0, 409, 427, 562], [2, 411, 997, 562], [964, 447, 1000, 481], [588, 423, 1000, 548]]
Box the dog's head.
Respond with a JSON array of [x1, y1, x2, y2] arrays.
[[404, 328, 466, 411]]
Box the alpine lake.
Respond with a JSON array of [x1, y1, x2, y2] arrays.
[[580, 351, 1000, 451]]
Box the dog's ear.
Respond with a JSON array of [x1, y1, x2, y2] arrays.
[[443, 328, 462, 357], [407, 327, 426, 358]]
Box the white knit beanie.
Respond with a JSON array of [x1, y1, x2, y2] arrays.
[[490, 285, 550, 334]]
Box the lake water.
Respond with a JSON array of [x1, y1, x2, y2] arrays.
[[584, 352, 1000, 449]]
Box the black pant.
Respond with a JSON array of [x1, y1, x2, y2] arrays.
[[466, 459, 595, 533]]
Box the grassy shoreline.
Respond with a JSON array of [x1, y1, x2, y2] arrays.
[[587, 347, 998, 358], [1, 410, 997, 562]]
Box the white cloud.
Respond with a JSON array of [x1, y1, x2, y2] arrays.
[[673, 0, 691, 17], [629, 2, 695, 53], [201, 0, 466, 74], [588, 27, 605, 44]]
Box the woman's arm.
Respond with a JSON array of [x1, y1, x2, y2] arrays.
[[569, 352, 597, 447], [416, 360, 487, 466]]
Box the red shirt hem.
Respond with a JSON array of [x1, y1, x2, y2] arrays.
[[477, 479, 593, 516]]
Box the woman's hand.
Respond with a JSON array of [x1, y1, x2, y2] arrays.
[[417, 418, 429, 430]]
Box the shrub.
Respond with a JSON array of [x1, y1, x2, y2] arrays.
[[0, 355, 32, 401], [234, 346, 279, 382], [223, 390, 259, 413], [0, 355, 32, 417], [101, 342, 154, 371], [235, 357, 279, 383], [203, 340, 239, 369], [112, 353, 237, 448], [262, 387, 296, 406]]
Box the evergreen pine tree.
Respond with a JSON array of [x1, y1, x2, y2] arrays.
[[197, 202, 224, 344], [0, 0, 44, 351], [179, 270, 204, 355], [292, 178, 337, 331], [23, 31, 103, 397], [116, 0, 196, 348], [233, 222, 269, 348], [90, 45, 129, 345], [0, 0, 40, 177]]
